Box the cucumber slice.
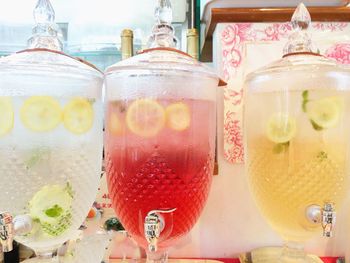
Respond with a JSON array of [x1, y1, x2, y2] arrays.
[[29, 184, 73, 236], [266, 113, 297, 143], [306, 97, 343, 129]]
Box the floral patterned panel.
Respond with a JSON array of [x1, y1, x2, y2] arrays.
[[219, 22, 350, 164]]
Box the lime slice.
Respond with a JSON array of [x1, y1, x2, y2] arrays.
[[0, 97, 14, 137], [29, 184, 73, 236], [126, 99, 165, 137], [306, 97, 342, 129], [165, 102, 191, 131], [63, 98, 94, 134], [21, 96, 62, 132], [266, 113, 297, 143]]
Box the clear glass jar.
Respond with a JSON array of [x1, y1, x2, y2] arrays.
[[0, 0, 104, 261], [104, 46, 222, 262], [244, 4, 350, 262]]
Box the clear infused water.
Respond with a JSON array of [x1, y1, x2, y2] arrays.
[[0, 96, 103, 253]]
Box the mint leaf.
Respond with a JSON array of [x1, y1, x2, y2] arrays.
[[65, 182, 74, 198], [302, 100, 309, 113], [104, 217, 125, 231], [45, 204, 63, 218], [302, 91, 325, 131], [317, 151, 328, 161], [273, 142, 290, 154], [311, 120, 323, 131], [87, 98, 96, 104], [302, 90, 309, 113], [302, 90, 309, 100], [25, 148, 50, 169]]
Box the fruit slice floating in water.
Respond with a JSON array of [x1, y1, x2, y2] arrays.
[[165, 102, 191, 131], [126, 99, 165, 137], [0, 97, 14, 136], [306, 97, 343, 129], [21, 96, 62, 132], [63, 98, 94, 134], [266, 113, 297, 143], [29, 184, 73, 236], [108, 112, 123, 136]]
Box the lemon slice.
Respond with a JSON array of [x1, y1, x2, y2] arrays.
[[63, 98, 94, 134], [29, 184, 73, 236], [21, 96, 62, 132], [306, 97, 342, 129], [108, 112, 123, 136], [266, 113, 297, 143], [165, 102, 191, 131], [126, 99, 165, 137], [0, 97, 14, 136]]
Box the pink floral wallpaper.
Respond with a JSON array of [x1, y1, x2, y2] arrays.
[[220, 22, 350, 164]]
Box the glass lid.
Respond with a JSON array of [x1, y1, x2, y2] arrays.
[[245, 3, 349, 81], [105, 47, 222, 83], [105, 0, 225, 86], [0, 0, 102, 78]]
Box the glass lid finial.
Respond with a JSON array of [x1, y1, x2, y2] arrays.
[[283, 3, 315, 55], [27, 0, 63, 51], [148, 0, 178, 48], [155, 0, 173, 25], [33, 0, 55, 24]]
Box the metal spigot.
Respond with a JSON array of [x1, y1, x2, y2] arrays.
[[306, 203, 336, 238], [0, 212, 33, 252], [144, 208, 176, 253], [0, 212, 14, 252], [322, 203, 336, 237]]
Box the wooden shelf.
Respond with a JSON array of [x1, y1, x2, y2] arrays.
[[201, 6, 350, 62]]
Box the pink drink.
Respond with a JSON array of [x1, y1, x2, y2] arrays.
[[105, 98, 215, 249]]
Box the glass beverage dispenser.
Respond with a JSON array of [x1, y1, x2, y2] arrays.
[[0, 0, 104, 262], [104, 0, 224, 262], [244, 3, 350, 262]]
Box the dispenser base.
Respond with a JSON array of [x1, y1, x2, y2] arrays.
[[110, 260, 224, 263], [239, 247, 323, 263], [22, 258, 59, 263]]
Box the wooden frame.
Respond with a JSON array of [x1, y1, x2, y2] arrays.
[[201, 6, 350, 62]]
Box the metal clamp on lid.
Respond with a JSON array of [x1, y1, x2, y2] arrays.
[[144, 208, 176, 252]]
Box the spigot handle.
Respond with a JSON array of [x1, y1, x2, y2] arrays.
[[0, 212, 14, 252], [322, 203, 336, 238], [144, 208, 176, 252]]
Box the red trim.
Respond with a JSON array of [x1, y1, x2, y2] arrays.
[[282, 51, 324, 58]]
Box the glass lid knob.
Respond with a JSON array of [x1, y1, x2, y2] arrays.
[[33, 0, 55, 24], [283, 3, 315, 55], [148, 0, 179, 48], [27, 0, 63, 51], [155, 0, 172, 25]]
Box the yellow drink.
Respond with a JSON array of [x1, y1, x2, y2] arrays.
[[248, 138, 347, 241], [245, 90, 350, 242]]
